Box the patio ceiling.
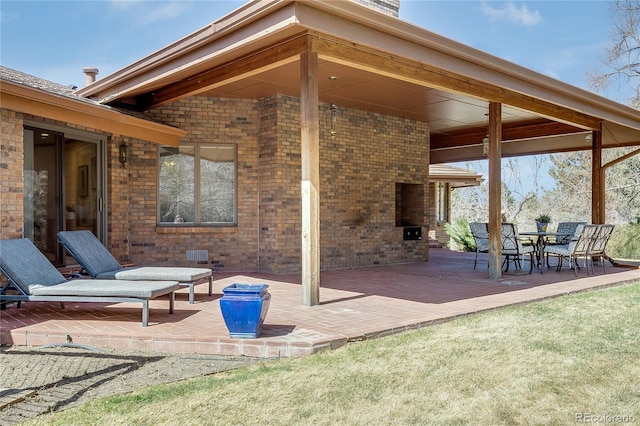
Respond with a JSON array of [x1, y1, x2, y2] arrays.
[[78, 0, 640, 164]]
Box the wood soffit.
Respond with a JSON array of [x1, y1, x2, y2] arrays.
[[109, 33, 636, 158]]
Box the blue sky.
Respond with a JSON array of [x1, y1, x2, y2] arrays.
[[402, 1, 616, 100], [0, 1, 618, 101], [0, 1, 622, 195]]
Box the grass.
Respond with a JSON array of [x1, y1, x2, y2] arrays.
[[27, 281, 640, 426]]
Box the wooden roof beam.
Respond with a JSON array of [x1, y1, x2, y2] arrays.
[[312, 36, 602, 131], [431, 120, 583, 149], [136, 33, 310, 110]]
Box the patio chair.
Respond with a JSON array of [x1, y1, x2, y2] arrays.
[[501, 223, 535, 273], [57, 231, 213, 304], [0, 238, 179, 326], [548, 222, 587, 245], [469, 222, 489, 269], [587, 224, 615, 275], [545, 224, 597, 276]]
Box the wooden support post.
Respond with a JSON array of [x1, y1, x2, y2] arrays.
[[300, 49, 320, 306], [488, 102, 502, 280], [591, 129, 604, 224]]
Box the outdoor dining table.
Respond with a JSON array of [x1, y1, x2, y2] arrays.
[[519, 231, 573, 273]]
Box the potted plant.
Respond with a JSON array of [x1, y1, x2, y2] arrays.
[[534, 214, 551, 232]]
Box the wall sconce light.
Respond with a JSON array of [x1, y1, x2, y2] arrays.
[[119, 143, 128, 166], [585, 133, 592, 143], [482, 135, 489, 157], [330, 103, 337, 137]]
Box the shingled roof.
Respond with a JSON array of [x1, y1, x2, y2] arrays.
[[1, 65, 186, 128], [0, 65, 186, 145], [0, 65, 95, 104]]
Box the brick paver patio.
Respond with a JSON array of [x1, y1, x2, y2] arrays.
[[1, 249, 638, 358]]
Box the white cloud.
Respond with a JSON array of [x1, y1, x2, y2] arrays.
[[481, 1, 542, 27]]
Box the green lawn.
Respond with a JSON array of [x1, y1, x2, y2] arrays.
[[28, 281, 640, 426]]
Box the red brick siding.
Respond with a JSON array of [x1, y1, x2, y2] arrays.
[[145, 94, 430, 273], [0, 109, 24, 240], [256, 95, 431, 272], [319, 102, 430, 269], [141, 97, 260, 271], [257, 96, 302, 272], [2, 91, 431, 274]]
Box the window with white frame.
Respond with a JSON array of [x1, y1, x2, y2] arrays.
[[158, 144, 236, 225]]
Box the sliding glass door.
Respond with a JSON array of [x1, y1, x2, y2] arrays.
[[23, 127, 104, 265]]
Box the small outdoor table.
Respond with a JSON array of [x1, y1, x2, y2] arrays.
[[519, 231, 573, 273]]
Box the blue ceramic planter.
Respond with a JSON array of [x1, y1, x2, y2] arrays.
[[536, 222, 549, 232], [219, 283, 271, 339]]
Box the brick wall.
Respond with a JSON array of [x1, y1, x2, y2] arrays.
[[2, 91, 431, 274], [107, 136, 132, 263], [257, 96, 302, 272], [144, 94, 430, 273], [141, 97, 261, 271], [146, 94, 430, 273], [0, 109, 24, 240], [319, 101, 430, 269]]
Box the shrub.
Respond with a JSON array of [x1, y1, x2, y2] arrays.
[[606, 224, 640, 260], [534, 214, 552, 223], [445, 218, 475, 252]]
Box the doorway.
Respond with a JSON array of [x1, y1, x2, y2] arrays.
[[23, 127, 105, 266]]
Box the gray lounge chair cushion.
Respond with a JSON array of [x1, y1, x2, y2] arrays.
[[30, 279, 179, 299], [112, 267, 212, 282], [58, 231, 212, 283], [0, 239, 179, 298], [0, 238, 68, 293], [57, 230, 123, 277]]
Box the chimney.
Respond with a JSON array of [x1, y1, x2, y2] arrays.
[[83, 67, 99, 86]]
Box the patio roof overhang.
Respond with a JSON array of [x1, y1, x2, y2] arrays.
[[73, 0, 640, 290], [1, 79, 186, 146], [76, 0, 640, 162], [428, 164, 483, 188]]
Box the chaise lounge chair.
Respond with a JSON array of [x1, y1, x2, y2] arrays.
[[57, 231, 213, 304], [0, 238, 179, 326]]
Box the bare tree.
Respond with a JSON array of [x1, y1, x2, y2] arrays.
[[547, 148, 640, 224], [449, 155, 551, 225], [588, 0, 640, 108]]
